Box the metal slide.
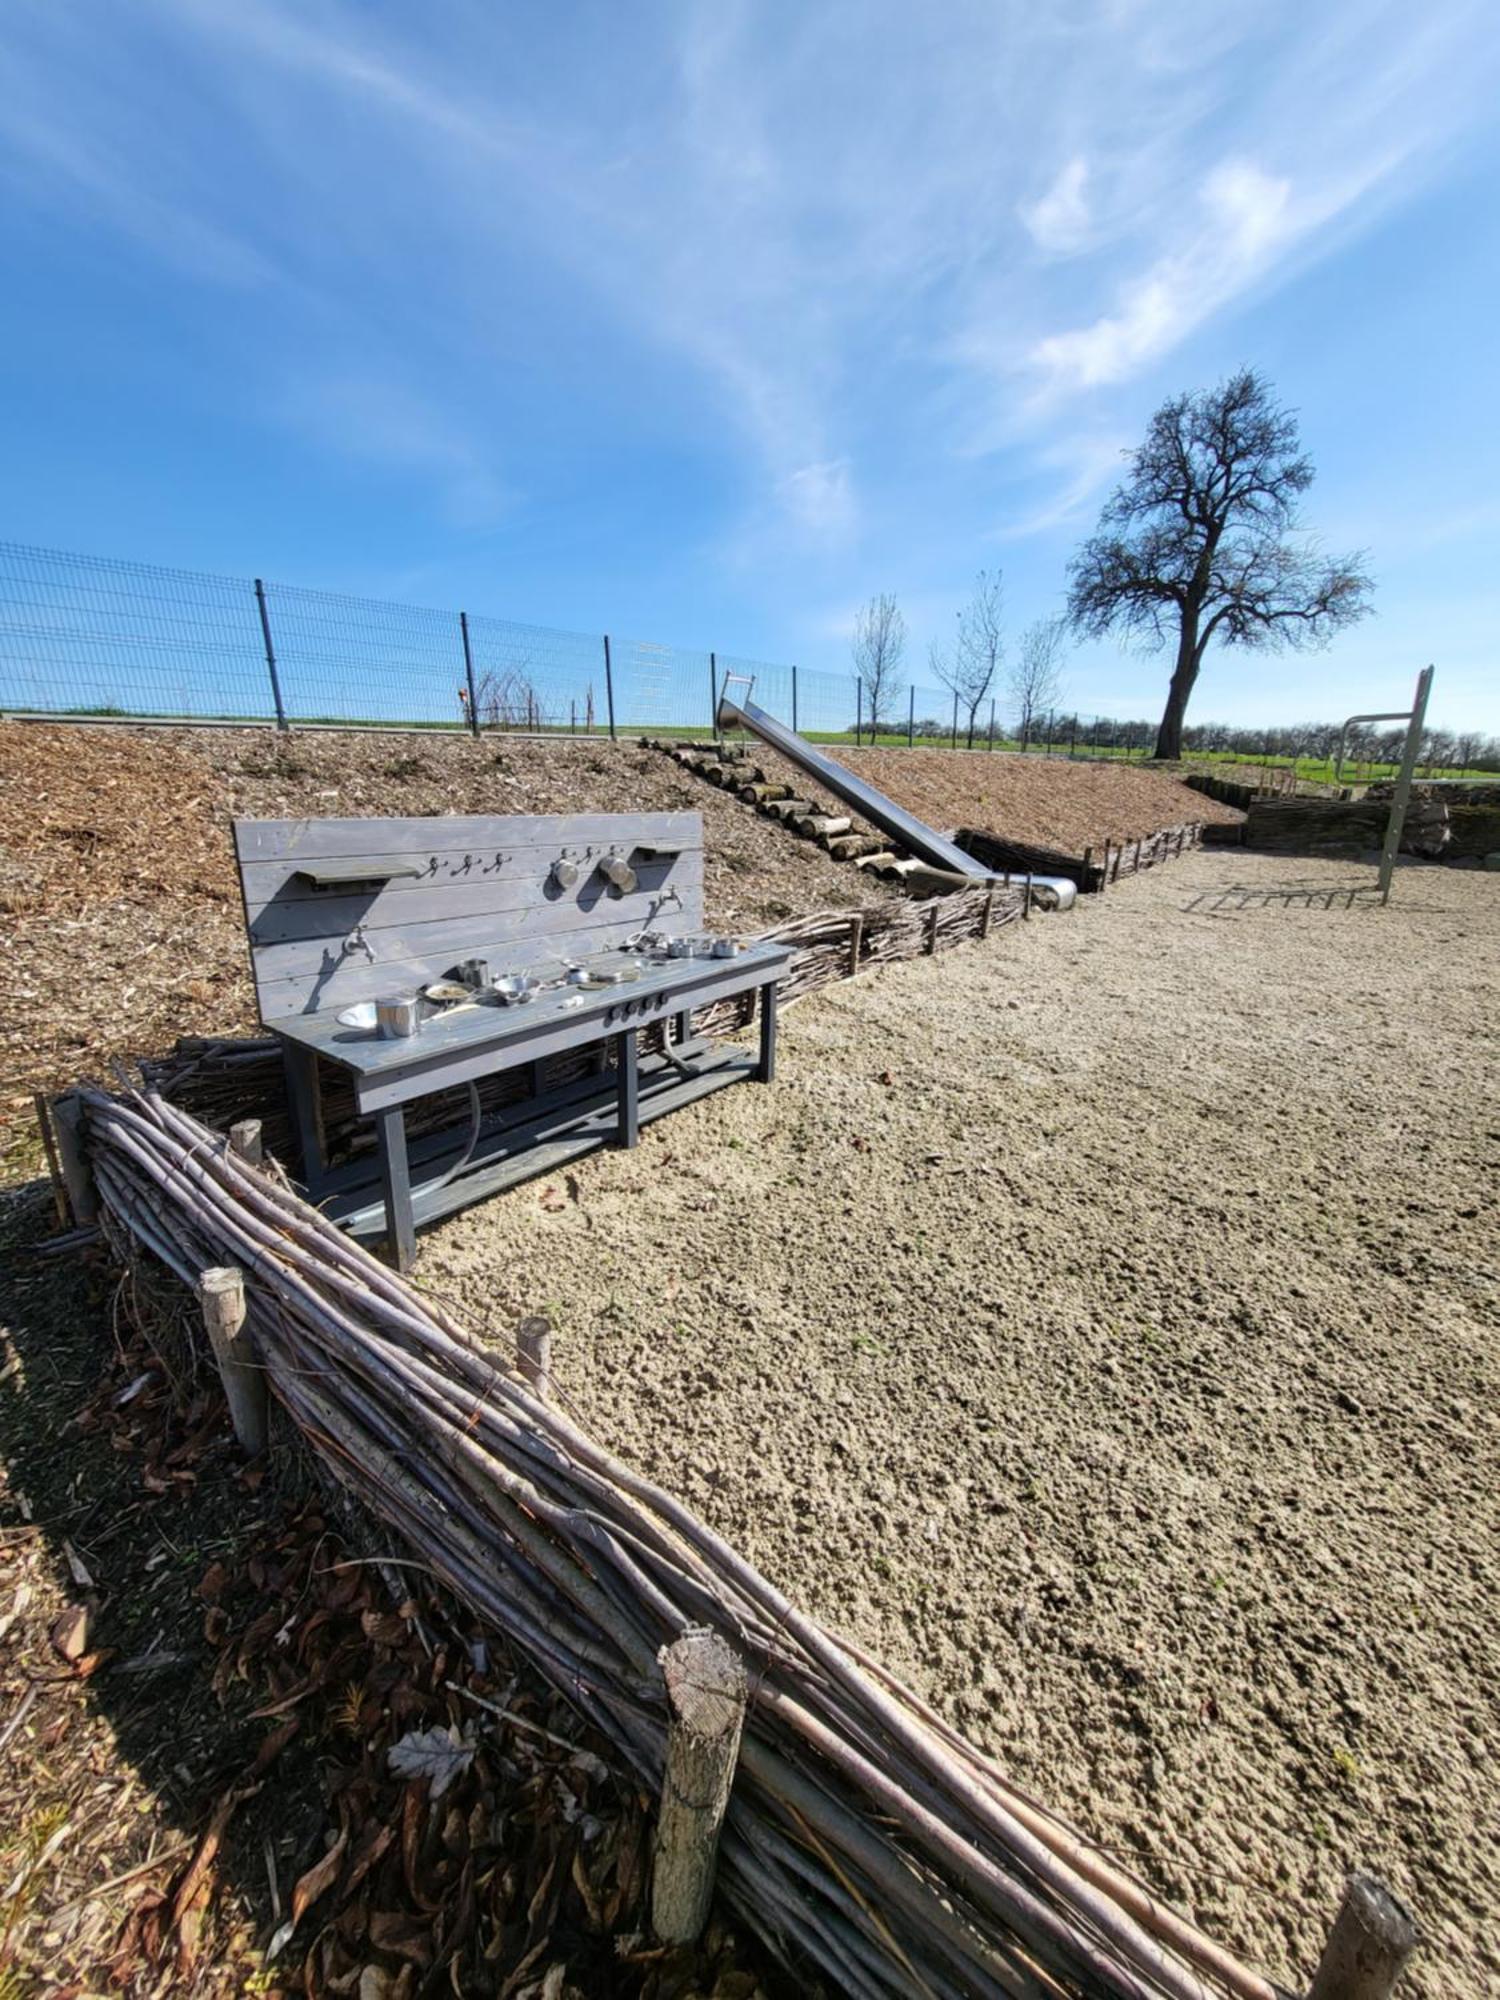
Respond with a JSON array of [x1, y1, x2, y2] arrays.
[[717, 682, 991, 878]]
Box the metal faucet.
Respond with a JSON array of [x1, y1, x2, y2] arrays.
[[648, 887, 683, 924], [342, 922, 377, 964]]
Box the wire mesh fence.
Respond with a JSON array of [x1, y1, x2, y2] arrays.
[[0, 540, 1160, 754], [3, 539, 1488, 777]]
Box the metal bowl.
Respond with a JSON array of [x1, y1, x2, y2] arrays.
[[493, 973, 541, 1005], [708, 936, 744, 958], [336, 1001, 379, 1031]]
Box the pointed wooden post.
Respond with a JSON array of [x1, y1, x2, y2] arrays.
[[229, 1119, 263, 1166], [1308, 1874, 1419, 2000], [516, 1314, 553, 1399], [652, 1629, 747, 1945], [199, 1266, 267, 1456]]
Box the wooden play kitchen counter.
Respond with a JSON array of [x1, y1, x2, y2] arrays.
[[233, 811, 787, 1268]]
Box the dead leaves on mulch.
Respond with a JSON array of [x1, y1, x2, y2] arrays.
[[145, 1495, 771, 1998], [8, 1282, 780, 2000]]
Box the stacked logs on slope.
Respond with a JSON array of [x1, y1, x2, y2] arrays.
[[647, 739, 896, 870], [77, 1081, 1279, 2000], [1243, 795, 1449, 858]]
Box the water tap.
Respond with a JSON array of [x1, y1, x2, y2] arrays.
[[342, 921, 377, 964]]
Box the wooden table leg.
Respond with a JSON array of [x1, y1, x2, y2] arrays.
[[616, 1029, 640, 1148], [376, 1104, 416, 1271], [282, 1043, 328, 1196], [757, 981, 778, 1083]]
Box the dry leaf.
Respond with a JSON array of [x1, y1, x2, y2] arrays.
[[388, 1723, 475, 1800], [291, 1825, 349, 1928]]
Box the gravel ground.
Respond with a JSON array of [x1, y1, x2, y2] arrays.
[[422, 850, 1500, 1999]]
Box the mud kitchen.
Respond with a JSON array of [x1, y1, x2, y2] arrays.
[[233, 811, 788, 1268]]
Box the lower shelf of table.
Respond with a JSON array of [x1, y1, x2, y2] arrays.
[[322, 1041, 759, 1241]]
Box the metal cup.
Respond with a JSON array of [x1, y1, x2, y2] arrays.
[[375, 994, 422, 1038], [459, 957, 490, 990]]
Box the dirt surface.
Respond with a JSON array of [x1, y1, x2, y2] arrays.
[[422, 851, 1500, 1999], [0, 722, 893, 1170], [0, 1192, 785, 1998], [824, 745, 1244, 849]]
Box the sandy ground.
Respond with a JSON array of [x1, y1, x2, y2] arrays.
[[421, 850, 1500, 1999]]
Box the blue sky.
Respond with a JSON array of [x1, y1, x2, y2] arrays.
[[2, 0, 1497, 732]]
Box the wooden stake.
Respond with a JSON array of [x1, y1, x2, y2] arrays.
[[652, 1628, 747, 1946], [33, 1094, 69, 1228], [229, 1119, 264, 1166], [517, 1314, 553, 1399], [926, 904, 940, 954], [979, 885, 995, 939], [847, 914, 864, 979], [50, 1092, 98, 1227], [1308, 1874, 1419, 2000], [198, 1266, 267, 1456]]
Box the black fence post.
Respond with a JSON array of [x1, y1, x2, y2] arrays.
[[792, 663, 798, 735], [855, 678, 862, 745], [708, 652, 718, 734], [950, 691, 958, 749], [908, 684, 915, 747], [253, 578, 289, 731], [603, 634, 616, 741], [988, 697, 995, 750], [459, 611, 480, 737], [1069, 715, 1077, 758]]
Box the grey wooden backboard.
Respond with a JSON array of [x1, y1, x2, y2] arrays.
[[233, 812, 704, 1022]]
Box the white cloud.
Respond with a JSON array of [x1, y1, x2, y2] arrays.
[[998, 433, 1133, 539], [1028, 161, 1301, 394], [1020, 158, 1092, 255], [776, 459, 856, 542]]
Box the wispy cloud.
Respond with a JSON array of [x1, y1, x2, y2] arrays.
[[1028, 160, 1303, 394], [1020, 158, 1092, 256]]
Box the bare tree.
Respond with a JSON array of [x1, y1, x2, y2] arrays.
[[932, 570, 1004, 748], [1010, 618, 1065, 750], [1067, 369, 1372, 759], [850, 593, 905, 739]]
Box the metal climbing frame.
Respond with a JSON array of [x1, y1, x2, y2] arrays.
[[1332, 665, 1435, 904]]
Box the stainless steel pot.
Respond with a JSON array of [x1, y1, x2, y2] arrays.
[[376, 993, 422, 1038]]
